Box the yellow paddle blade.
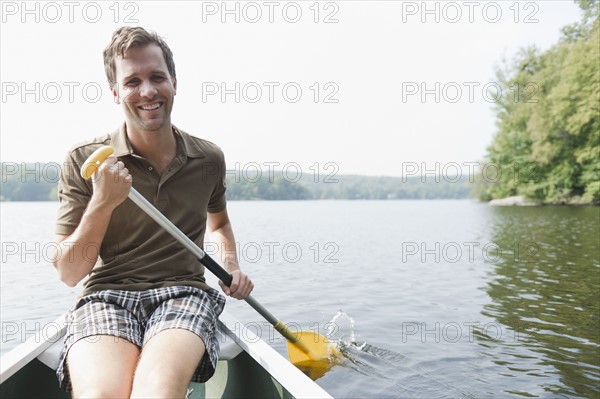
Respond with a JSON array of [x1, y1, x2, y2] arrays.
[[286, 330, 342, 380], [293, 359, 334, 380]]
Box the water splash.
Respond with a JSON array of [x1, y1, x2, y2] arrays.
[[326, 310, 405, 362], [327, 310, 356, 342], [325, 311, 476, 398]]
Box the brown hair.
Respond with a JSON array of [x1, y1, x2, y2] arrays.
[[103, 27, 176, 86]]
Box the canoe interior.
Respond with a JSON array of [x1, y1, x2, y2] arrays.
[[0, 351, 294, 399]]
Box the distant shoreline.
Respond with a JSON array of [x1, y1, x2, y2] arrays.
[[488, 195, 598, 207], [3, 163, 597, 205], [1, 164, 473, 201]]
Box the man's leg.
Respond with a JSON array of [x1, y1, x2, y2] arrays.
[[67, 335, 140, 398], [130, 286, 225, 398], [130, 328, 206, 398]]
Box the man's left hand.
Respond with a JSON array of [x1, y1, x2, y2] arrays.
[[219, 267, 254, 299]]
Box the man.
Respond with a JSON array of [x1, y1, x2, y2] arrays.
[[52, 26, 253, 398]]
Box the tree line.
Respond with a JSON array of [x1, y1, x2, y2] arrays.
[[474, 0, 599, 205], [1, 163, 472, 201]]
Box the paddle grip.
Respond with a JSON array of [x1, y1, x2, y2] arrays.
[[200, 255, 233, 287], [80, 146, 115, 180]]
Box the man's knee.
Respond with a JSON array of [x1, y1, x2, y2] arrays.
[[130, 328, 206, 397], [131, 369, 190, 398], [70, 364, 135, 399], [67, 335, 140, 398], [72, 386, 132, 399]]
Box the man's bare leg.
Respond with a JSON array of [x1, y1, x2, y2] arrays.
[[131, 329, 206, 398], [67, 335, 140, 398]]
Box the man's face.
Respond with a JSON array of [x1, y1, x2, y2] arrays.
[[112, 44, 177, 133]]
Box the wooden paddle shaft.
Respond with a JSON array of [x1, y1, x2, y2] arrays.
[[127, 189, 304, 346]]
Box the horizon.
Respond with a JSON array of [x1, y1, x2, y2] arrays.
[[0, 159, 504, 181]]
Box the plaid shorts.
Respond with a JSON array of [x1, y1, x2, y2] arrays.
[[56, 285, 225, 392]]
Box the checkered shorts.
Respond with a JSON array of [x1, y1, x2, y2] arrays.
[[56, 285, 226, 392]]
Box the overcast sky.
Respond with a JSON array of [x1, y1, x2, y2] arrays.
[[1, 1, 583, 177]]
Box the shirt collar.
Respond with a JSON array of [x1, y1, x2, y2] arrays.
[[109, 123, 206, 159], [109, 123, 133, 157], [173, 125, 206, 158]]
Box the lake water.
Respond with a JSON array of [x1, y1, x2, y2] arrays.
[[1, 200, 598, 398]]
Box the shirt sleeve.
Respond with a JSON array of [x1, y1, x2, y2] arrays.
[[207, 149, 227, 213], [55, 150, 92, 235]]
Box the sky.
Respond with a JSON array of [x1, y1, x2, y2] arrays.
[[0, 0, 584, 177]]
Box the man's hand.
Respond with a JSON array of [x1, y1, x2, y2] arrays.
[[219, 263, 254, 299], [208, 209, 253, 299], [90, 155, 132, 210]]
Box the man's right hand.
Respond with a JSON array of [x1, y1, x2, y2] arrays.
[[90, 155, 132, 210]]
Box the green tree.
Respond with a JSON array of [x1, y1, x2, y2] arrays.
[[477, 2, 599, 204]]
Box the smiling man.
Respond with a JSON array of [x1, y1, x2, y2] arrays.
[[52, 27, 253, 398]]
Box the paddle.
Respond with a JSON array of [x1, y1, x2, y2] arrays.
[[80, 146, 341, 377]]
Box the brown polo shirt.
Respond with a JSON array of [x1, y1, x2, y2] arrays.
[[56, 124, 227, 296]]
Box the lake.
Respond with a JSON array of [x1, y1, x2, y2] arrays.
[[1, 200, 598, 398]]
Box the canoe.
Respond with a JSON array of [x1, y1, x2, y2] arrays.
[[0, 311, 333, 399]]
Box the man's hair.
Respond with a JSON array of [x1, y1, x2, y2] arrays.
[[103, 26, 176, 86]]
